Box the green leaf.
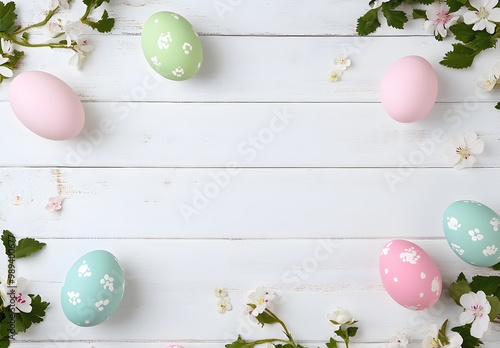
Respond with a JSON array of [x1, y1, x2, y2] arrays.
[[325, 338, 338, 348], [225, 335, 247, 348], [356, 9, 381, 36], [495, 102, 500, 110], [457, 272, 468, 282], [450, 23, 476, 43], [83, 10, 115, 33], [346, 326, 358, 337], [470, 275, 500, 295], [1, 231, 15, 258], [449, 278, 472, 305], [486, 296, 500, 321], [15, 294, 49, 333], [440, 44, 476, 69], [447, 0, 467, 12], [412, 9, 427, 20], [4, 49, 24, 70], [15, 238, 46, 259], [451, 325, 483, 348], [469, 31, 496, 51], [438, 320, 450, 345], [255, 310, 280, 326], [0, 338, 9, 348], [381, 4, 408, 29], [0, 2, 17, 32], [417, 0, 435, 3]]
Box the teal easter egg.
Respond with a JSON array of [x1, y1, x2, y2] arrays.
[[443, 200, 500, 267], [141, 11, 203, 81], [61, 250, 125, 327]]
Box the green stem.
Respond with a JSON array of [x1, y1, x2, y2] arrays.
[[265, 309, 296, 346], [80, 5, 92, 22], [10, 37, 73, 49], [251, 338, 289, 346], [13, 7, 60, 35]]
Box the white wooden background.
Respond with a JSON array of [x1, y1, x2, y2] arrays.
[[1, 1, 500, 347]]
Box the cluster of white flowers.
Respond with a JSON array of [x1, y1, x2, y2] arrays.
[[424, 0, 500, 38], [44, 0, 94, 69], [214, 287, 233, 314], [0, 277, 32, 314], [0, 38, 14, 79], [329, 54, 351, 82]]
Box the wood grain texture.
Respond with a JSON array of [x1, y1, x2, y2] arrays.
[[0, 36, 499, 103], [8, 239, 500, 344], [3, 0, 500, 347], [1, 168, 500, 239], [0, 102, 499, 168]]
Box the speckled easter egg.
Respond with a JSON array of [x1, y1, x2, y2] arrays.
[[381, 55, 438, 123], [8, 71, 85, 140], [141, 11, 203, 81], [443, 200, 500, 267], [379, 240, 442, 310], [61, 250, 125, 327]]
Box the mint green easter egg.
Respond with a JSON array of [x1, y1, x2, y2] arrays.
[[443, 200, 500, 267], [141, 12, 203, 81], [61, 250, 125, 327]]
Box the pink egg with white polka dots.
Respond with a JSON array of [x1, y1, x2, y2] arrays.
[[379, 240, 442, 310]]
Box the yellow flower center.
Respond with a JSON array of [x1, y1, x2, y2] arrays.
[[477, 7, 490, 20]]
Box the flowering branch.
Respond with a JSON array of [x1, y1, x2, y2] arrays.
[[0, 230, 49, 348], [226, 287, 359, 348], [0, 0, 115, 83]]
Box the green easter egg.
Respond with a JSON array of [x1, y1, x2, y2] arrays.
[[61, 250, 125, 327], [141, 12, 203, 81], [443, 200, 500, 267]]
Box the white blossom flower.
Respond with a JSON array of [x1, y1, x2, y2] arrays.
[[370, 0, 390, 9], [0, 277, 32, 313], [479, 76, 498, 91], [247, 287, 276, 317], [329, 69, 342, 82], [214, 287, 228, 298], [424, 3, 459, 38], [463, 0, 500, 34], [444, 132, 484, 170], [459, 291, 491, 338], [46, 196, 64, 211], [334, 54, 351, 71], [388, 332, 409, 347], [69, 39, 94, 69], [216, 297, 232, 314], [0, 57, 13, 79], [49, 0, 70, 10], [327, 307, 356, 330], [1, 38, 13, 55], [421, 323, 463, 348], [44, 19, 82, 46]]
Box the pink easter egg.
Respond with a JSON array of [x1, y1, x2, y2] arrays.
[[381, 55, 438, 123], [8, 71, 85, 140], [379, 240, 442, 310]]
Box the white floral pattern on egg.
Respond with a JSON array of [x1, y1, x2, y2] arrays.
[[379, 240, 442, 310]]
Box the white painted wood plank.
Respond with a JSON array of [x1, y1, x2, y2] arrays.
[[9, 239, 500, 343], [15, 0, 432, 36], [0, 36, 498, 103], [0, 102, 499, 168], [1, 168, 499, 239]]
